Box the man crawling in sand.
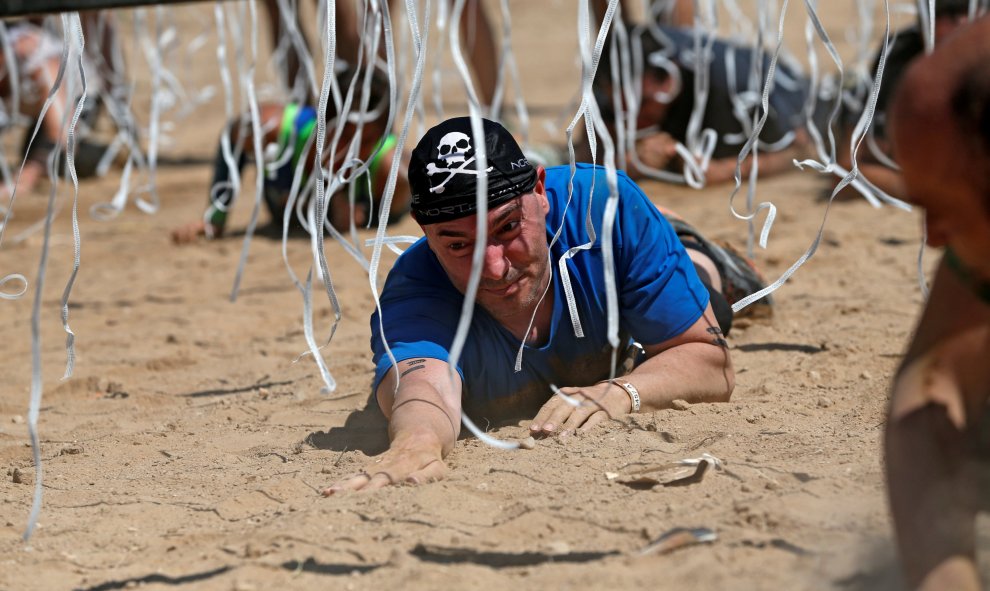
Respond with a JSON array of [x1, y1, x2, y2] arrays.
[[885, 14, 990, 591], [323, 116, 775, 494]]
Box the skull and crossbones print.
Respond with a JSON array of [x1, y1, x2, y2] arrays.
[[426, 131, 494, 194]]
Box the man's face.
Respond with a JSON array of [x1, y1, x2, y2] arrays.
[[422, 168, 552, 326], [636, 72, 676, 131], [894, 119, 990, 280]]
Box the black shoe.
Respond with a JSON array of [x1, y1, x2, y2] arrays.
[[667, 217, 774, 318]]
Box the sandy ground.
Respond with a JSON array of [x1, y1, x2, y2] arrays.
[[1, 1, 985, 590]]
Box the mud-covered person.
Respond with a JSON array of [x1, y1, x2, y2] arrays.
[[885, 15, 990, 591], [323, 117, 752, 494]]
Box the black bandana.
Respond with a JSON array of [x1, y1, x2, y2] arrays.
[[408, 117, 537, 224]]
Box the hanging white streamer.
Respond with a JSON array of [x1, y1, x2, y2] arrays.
[[307, 0, 344, 382], [204, 2, 241, 236], [275, 0, 320, 101], [369, 0, 427, 402], [726, 0, 803, 311], [798, 0, 843, 170], [553, 0, 622, 346], [59, 14, 89, 381], [229, 0, 270, 303], [445, 0, 519, 450], [136, 8, 163, 214], [429, 0, 450, 119], [729, 0, 919, 314], [490, 0, 531, 142], [22, 12, 86, 543]]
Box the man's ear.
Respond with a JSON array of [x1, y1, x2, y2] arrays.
[[534, 166, 550, 215]]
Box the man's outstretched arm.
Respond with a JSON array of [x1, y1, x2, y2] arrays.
[[323, 358, 462, 494], [531, 303, 733, 436]]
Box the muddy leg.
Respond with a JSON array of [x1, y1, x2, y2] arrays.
[[886, 403, 981, 591]]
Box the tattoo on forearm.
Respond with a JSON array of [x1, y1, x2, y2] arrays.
[[707, 326, 728, 348]]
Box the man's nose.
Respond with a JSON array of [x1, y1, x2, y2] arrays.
[[482, 243, 509, 281]]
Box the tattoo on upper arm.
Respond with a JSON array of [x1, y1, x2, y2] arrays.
[[400, 359, 426, 377], [707, 326, 728, 348], [401, 365, 425, 377]]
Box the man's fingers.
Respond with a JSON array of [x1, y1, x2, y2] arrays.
[[560, 404, 599, 435], [405, 459, 447, 485], [559, 386, 624, 435], [322, 470, 394, 495], [324, 453, 447, 495], [577, 410, 610, 434], [321, 472, 372, 496], [530, 397, 562, 433], [540, 397, 583, 434], [361, 471, 397, 491], [532, 386, 613, 435]]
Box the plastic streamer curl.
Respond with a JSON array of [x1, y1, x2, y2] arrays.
[[302, 0, 345, 396], [0, 273, 28, 300]]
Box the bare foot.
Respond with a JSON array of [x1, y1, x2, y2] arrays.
[[1, 161, 46, 200]]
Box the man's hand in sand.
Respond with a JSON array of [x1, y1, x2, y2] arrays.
[[171, 220, 221, 244], [529, 381, 632, 438], [325, 358, 459, 494], [322, 439, 447, 495]]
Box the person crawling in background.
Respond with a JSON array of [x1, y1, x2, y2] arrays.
[[590, 20, 811, 184], [171, 65, 410, 243], [0, 18, 108, 198]]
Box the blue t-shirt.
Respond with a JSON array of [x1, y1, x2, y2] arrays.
[[370, 164, 709, 422]]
